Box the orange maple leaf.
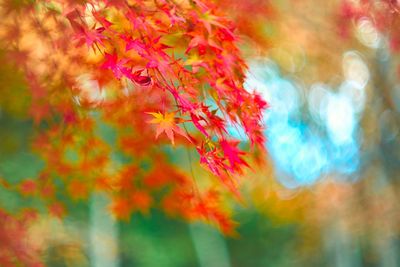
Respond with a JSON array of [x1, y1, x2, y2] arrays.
[[147, 112, 190, 145]]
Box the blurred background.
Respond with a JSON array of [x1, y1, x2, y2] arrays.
[[1, 0, 400, 266]]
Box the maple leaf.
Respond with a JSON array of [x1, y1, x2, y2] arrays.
[[185, 34, 222, 55], [125, 10, 149, 31], [75, 27, 107, 49], [66, 10, 107, 49], [190, 113, 209, 137], [130, 69, 152, 86], [220, 140, 249, 171], [147, 112, 190, 145], [92, 10, 113, 28], [165, 6, 185, 25], [101, 53, 131, 79], [197, 144, 224, 176], [198, 10, 228, 34], [184, 53, 204, 66], [124, 37, 147, 55]]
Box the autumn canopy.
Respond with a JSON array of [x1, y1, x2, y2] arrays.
[[0, 0, 267, 235]]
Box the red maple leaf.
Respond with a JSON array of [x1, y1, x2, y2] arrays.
[[101, 53, 131, 79]]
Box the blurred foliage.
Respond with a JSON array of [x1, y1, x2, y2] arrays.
[[1, 0, 400, 266]]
